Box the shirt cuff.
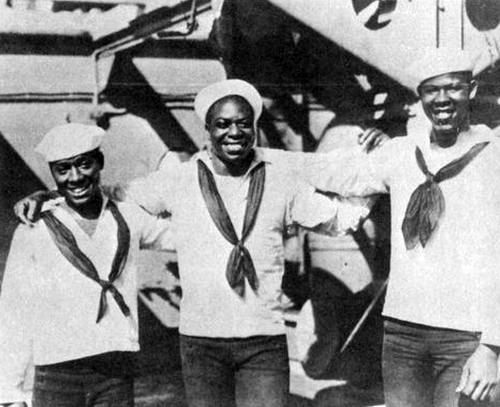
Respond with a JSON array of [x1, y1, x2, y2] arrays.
[[304, 148, 363, 194], [336, 198, 372, 232]]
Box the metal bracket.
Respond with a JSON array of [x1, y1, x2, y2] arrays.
[[92, 0, 207, 108]]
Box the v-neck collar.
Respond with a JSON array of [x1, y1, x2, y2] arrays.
[[413, 125, 494, 170], [51, 192, 110, 242], [415, 125, 493, 155]]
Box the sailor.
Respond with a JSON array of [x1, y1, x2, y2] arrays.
[[0, 123, 172, 407], [122, 79, 377, 407], [308, 47, 500, 406]]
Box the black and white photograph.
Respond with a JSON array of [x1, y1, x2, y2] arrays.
[[2, 1, 500, 406]]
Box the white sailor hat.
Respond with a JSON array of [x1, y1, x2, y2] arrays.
[[408, 47, 476, 93], [194, 79, 263, 124], [36, 123, 105, 162]]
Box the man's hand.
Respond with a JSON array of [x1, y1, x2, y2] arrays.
[[358, 128, 390, 153], [13, 190, 52, 226], [457, 344, 499, 401]]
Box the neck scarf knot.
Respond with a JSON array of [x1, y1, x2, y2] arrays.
[[42, 200, 131, 323], [402, 141, 489, 250], [197, 159, 266, 297]]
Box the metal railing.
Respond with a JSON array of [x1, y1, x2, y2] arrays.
[[92, 0, 211, 107]]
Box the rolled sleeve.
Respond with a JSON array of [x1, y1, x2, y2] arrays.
[[137, 209, 175, 252], [288, 182, 371, 236], [126, 167, 178, 216], [302, 142, 400, 197], [334, 197, 372, 233]]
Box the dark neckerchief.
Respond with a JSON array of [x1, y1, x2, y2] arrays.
[[402, 141, 489, 249], [42, 200, 131, 323], [197, 159, 266, 297]]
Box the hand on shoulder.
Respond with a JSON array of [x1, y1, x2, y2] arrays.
[[13, 190, 55, 226], [358, 128, 391, 153]]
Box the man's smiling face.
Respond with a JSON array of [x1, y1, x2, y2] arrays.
[[418, 71, 475, 136], [206, 95, 256, 167], [50, 149, 103, 209]]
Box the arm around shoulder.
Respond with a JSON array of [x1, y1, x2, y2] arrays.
[[288, 181, 373, 236], [301, 138, 403, 197], [125, 166, 180, 216], [13, 190, 58, 225], [134, 205, 175, 252]]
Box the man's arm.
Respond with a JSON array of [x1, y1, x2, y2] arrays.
[[282, 130, 391, 231], [261, 127, 390, 195], [14, 190, 60, 226], [287, 181, 374, 236], [302, 139, 398, 197], [125, 150, 187, 216], [14, 151, 185, 223], [134, 207, 175, 252], [12, 175, 173, 223], [124, 167, 178, 216], [0, 227, 36, 405]]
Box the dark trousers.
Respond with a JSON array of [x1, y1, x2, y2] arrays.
[[180, 334, 289, 407], [383, 318, 498, 407], [32, 352, 134, 407]]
